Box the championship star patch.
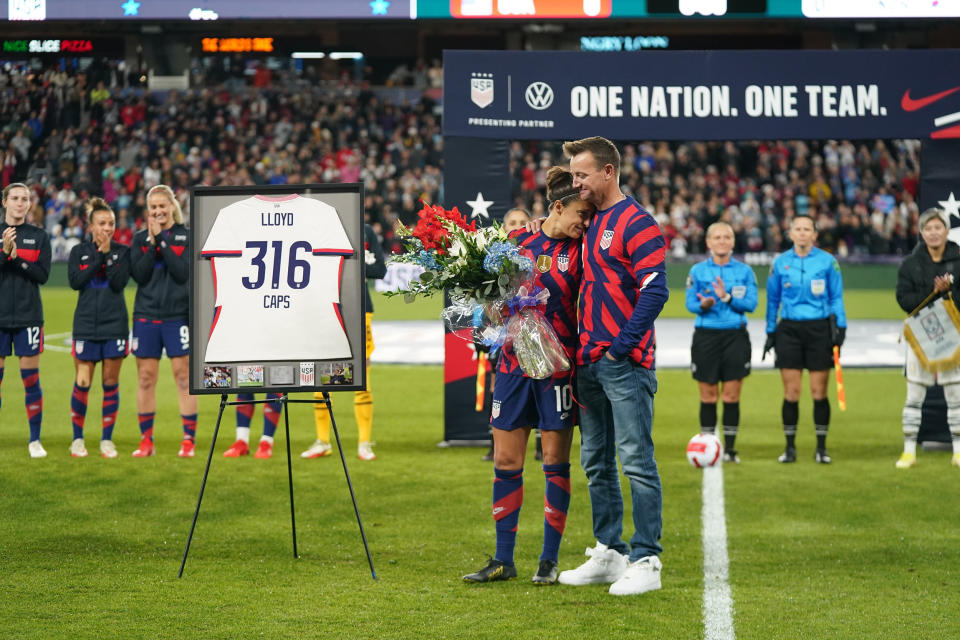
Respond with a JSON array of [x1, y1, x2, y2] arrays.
[[600, 229, 615, 250], [557, 254, 569, 273], [536, 255, 553, 273]]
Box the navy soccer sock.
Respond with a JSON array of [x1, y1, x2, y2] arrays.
[[101, 383, 119, 441], [70, 382, 90, 440], [181, 413, 198, 442], [138, 412, 155, 441], [492, 467, 523, 566], [541, 462, 571, 563], [262, 393, 282, 440], [22, 368, 42, 442]]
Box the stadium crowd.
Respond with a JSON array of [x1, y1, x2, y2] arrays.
[[0, 59, 922, 260]]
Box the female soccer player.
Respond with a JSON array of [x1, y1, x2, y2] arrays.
[[685, 221, 758, 462], [129, 184, 197, 457], [765, 214, 847, 464], [463, 167, 591, 585], [895, 207, 960, 469], [1, 182, 51, 458], [67, 197, 130, 458]]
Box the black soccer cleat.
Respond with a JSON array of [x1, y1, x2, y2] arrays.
[[532, 559, 558, 585], [815, 448, 833, 464], [463, 556, 517, 583], [778, 446, 797, 463], [723, 450, 740, 464]]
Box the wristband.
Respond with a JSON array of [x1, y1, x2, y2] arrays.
[[721, 293, 732, 303]]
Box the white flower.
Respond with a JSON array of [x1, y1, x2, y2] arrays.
[[449, 238, 465, 258], [475, 233, 488, 251]]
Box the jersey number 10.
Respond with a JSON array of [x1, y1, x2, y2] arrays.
[[242, 240, 312, 290]]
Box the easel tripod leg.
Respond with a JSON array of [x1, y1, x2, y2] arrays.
[[282, 394, 299, 558], [179, 393, 226, 578], [325, 392, 378, 580]]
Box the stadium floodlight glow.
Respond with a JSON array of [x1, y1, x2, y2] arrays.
[[291, 52, 326, 59], [329, 52, 364, 60]]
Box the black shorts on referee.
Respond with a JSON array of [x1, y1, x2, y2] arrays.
[[774, 318, 833, 370], [691, 327, 751, 384]]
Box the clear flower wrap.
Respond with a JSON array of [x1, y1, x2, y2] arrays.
[[504, 306, 571, 380]]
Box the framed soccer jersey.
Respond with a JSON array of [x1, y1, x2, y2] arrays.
[[189, 184, 366, 394]]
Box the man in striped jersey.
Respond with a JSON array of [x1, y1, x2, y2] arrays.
[[556, 137, 669, 596]]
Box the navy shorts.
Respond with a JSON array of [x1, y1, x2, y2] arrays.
[[491, 372, 575, 431], [132, 318, 189, 359], [0, 326, 44, 357], [73, 338, 129, 362]]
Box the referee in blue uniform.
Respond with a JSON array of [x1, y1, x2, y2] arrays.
[[686, 221, 758, 463], [765, 214, 847, 464]]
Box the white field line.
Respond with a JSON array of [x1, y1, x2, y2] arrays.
[[702, 465, 735, 640], [43, 331, 73, 353]]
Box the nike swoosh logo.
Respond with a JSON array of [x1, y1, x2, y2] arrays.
[[902, 87, 960, 111]]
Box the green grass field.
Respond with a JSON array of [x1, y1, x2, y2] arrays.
[[0, 287, 956, 639]]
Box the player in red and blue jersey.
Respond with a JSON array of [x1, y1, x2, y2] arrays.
[[555, 137, 668, 597], [67, 197, 130, 459], [464, 167, 591, 586], [1, 183, 51, 458]]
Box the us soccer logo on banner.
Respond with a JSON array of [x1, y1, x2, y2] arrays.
[[557, 254, 569, 272], [471, 72, 493, 108], [600, 230, 615, 250]]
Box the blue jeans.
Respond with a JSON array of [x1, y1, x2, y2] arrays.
[[577, 357, 663, 560]]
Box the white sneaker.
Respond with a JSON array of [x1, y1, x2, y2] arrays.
[[28, 440, 47, 458], [357, 441, 376, 461], [70, 438, 88, 458], [557, 542, 628, 585], [100, 440, 118, 459], [609, 555, 662, 596], [300, 440, 332, 459]]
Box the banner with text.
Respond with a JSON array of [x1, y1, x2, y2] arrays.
[[443, 49, 960, 141]]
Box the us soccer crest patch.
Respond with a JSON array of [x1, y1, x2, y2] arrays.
[[491, 400, 501, 419], [471, 73, 493, 109], [600, 230, 615, 250], [536, 255, 553, 273], [557, 254, 569, 273]]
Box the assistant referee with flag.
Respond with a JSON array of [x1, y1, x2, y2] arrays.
[[764, 214, 847, 464]]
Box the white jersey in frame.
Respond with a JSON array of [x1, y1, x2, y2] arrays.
[[200, 194, 354, 362]]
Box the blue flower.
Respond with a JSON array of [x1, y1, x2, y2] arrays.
[[483, 241, 516, 274], [511, 254, 533, 272], [414, 250, 439, 270]]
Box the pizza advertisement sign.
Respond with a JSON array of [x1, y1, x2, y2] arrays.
[[189, 184, 366, 394]]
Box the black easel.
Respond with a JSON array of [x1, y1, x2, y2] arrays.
[[178, 392, 377, 580]]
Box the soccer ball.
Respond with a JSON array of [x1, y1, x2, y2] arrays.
[[686, 433, 723, 468]]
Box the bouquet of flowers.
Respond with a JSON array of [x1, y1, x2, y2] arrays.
[[388, 203, 570, 379]]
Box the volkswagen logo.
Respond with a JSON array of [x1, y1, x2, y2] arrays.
[[525, 82, 554, 110]]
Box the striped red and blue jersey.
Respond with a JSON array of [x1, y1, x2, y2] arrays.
[[498, 229, 581, 378], [578, 196, 668, 368]]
